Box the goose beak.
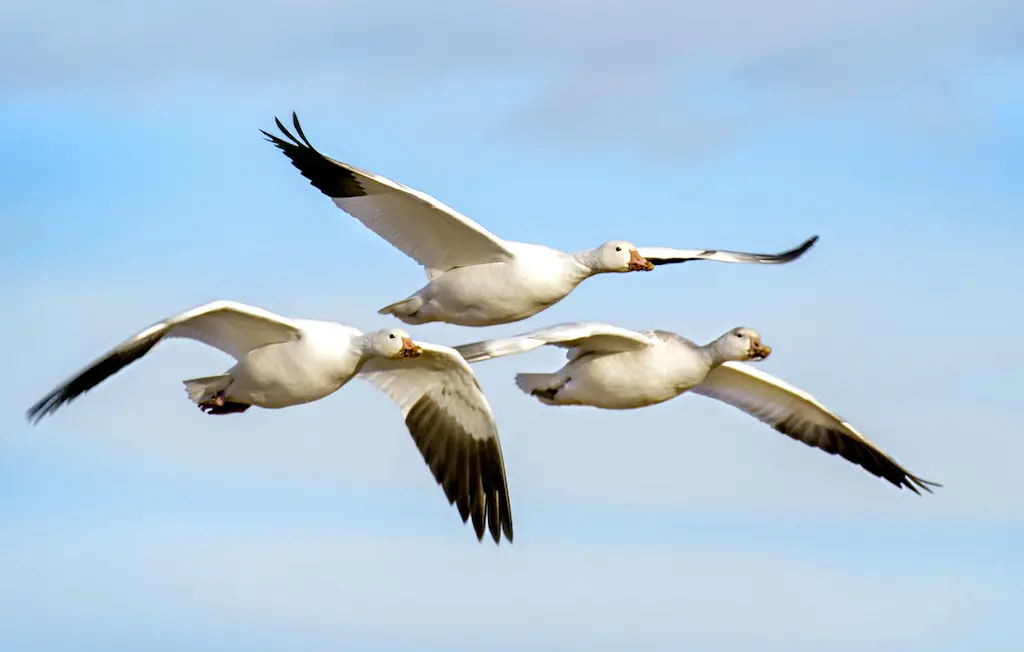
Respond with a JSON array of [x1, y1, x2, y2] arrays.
[[399, 337, 423, 359], [750, 341, 772, 361], [628, 249, 655, 271]]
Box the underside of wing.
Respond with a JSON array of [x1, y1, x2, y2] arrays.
[[359, 346, 513, 543], [639, 235, 818, 266], [263, 113, 514, 273], [163, 300, 303, 360], [26, 324, 170, 423], [692, 362, 940, 494], [25, 300, 303, 423], [455, 322, 654, 364]]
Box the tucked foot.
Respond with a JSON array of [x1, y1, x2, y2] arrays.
[[201, 400, 252, 415], [515, 373, 568, 403], [530, 387, 559, 400], [197, 391, 226, 412], [198, 391, 250, 415]]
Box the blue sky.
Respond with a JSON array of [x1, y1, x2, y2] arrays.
[[2, 2, 1023, 650]]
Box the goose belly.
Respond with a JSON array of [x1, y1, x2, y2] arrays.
[[565, 350, 700, 410], [230, 341, 354, 409], [428, 258, 578, 326]]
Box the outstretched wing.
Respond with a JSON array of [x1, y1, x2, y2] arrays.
[[359, 342, 514, 544], [638, 235, 818, 266], [692, 361, 940, 494], [455, 322, 655, 364], [26, 300, 302, 423], [263, 112, 514, 273]]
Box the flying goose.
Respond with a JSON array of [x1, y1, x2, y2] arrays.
[[455, 322, 939, 494], [26, 300, 514, 543], [262, 113, 818, 327]]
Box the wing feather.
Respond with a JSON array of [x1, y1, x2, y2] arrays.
[[263, 113, 514, 273], [455, 322, 655, 364], [359, 343, 514, 543], [639, 235, 818, 266], [691, 362, 940, 493], [26, 301, 302, 423]]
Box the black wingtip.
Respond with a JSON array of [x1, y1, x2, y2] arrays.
[[262, 113, 368, 199], [291, 112, 315, 149], [778, 234, 819, 261], [275, 116, 297, 144], [25, 388, 73, 425], [24, 408, 43, 426], [908, 476, 942, 494]]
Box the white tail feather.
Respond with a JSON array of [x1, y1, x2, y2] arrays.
[[377, 295, 425, 324], [514, 373, 560, 396], [183, 375, 232, 404]]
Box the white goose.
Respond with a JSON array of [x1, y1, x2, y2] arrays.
[[26, 300, 513, 543], [262, 113, 819, 327], [455, 322, 939, 494]]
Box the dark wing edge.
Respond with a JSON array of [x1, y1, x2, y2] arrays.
[[648, 234, 819, 266], [773, 416, 942, 495], [405, 394, 514, 544], [25, 327, 168, 424], [261, 112, 368, 200]]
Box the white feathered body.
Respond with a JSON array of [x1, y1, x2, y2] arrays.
[[389, 242, 589, 327], [222, 320, 364, 408], [521, 334, 711, 410]]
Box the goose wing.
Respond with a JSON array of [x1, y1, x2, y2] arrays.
[[455, 322, 655, 364], [359, 342, 514, 543], [638, 235, 818, 266], [692, 361, 940, 494], [263, 113, 514, 274], [26, 301, 302, 422]]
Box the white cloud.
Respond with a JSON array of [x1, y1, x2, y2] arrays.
[[5, 1, 1021, 86], [3, 1, 1021, 154]]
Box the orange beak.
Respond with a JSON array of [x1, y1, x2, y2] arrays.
[[628, 249, 654, 271], [750, 341, 772, 361], [399, 336, 423, 358]]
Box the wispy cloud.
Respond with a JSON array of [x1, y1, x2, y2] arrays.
[[3, 8, 1022, 647], [3, 1, 1021, 155]]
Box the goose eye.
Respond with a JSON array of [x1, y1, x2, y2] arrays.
[[734, 333, 743, 338], [389, 334, 395, 339], [615, 246, 622, 252]]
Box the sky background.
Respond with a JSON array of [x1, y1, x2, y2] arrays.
[[2, 1, 1023, 650]]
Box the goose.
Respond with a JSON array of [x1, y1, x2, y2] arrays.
[[26, 300, 513, 543], [262, 113, 819, 327], [455, 322, 940, 494]]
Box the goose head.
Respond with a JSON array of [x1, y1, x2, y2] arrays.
[[592, 240, 654, 273], [716, 327, 771, 362], [370, 328, 423, 360]]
